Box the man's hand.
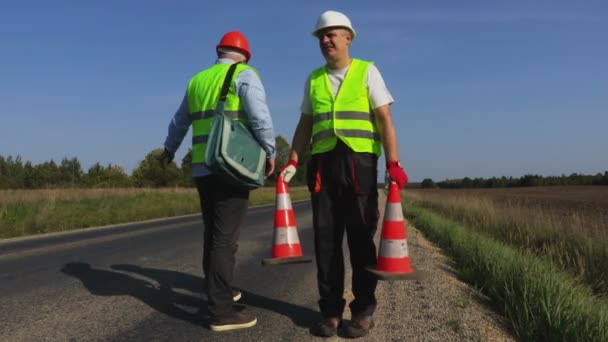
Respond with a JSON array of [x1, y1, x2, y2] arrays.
[[265, 159, 275, 178], [279, 160, 298, 183], [387, 161, 408, 189], [157, 148, 173, 168]]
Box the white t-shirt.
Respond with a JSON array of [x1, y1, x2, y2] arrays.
[[300, 63, 394, 115]]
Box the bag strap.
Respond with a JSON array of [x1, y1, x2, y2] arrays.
[[219, 62, 240, 103]]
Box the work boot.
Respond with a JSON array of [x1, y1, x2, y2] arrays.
[[344, 315, 374, 338], [310, 317, 341, 337], [209, 311, 257, 332], [232, 289, 242, 302]]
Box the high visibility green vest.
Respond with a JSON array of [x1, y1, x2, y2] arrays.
[[188, 63, 251, 165], [310, 58, 381, 156]]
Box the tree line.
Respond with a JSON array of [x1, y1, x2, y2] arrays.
[[421, 172, 608, 189], [11, 139, 605, 190], [0, 136, 308, 189]]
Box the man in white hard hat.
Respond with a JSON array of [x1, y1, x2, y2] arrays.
[[278, 10, 408, 338]]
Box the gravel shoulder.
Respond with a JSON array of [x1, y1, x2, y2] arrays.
[[336, 192, 516, 342]]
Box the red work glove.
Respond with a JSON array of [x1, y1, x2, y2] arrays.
[[279, 160, 298, 183], [387, 161, 408, 189]]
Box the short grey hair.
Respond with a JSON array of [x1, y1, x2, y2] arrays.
[[217, 47, 246, 60]]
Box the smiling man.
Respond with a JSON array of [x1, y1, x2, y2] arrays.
[[278, 10, 409, 339]]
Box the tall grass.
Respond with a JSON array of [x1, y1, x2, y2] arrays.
[[0, 188, 197, 205], [403, 190, 608, 295], [0, 187, 309, 239], [403, 200, 608, 341]]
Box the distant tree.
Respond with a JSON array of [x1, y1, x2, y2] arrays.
[[275, 136, 291, 166], [13, 155, 25, 188], [266, 135, 291, 185], [83, 162, 106, 187], [105, 165, 132, 187], [83, 163, 131, 188], [132, 148, 181, 187], [519, 174, 542, 187], [0, 155, 5, 188], [23, 161, 35, 189], [34, 159, 60, 188], [434, 171, 608, 188], [58, 157, 83, 187], [0, 155, 25, 189], [421, 178, 435, 188]]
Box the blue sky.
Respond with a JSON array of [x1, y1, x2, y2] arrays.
[[1, 0, 606, 182]]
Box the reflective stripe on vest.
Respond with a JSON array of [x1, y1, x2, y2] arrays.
[[309, 59, 381, 156], [187, 63, 252, 165]]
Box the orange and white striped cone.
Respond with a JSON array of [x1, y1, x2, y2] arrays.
[[367, 182, 424, 280], [262, 176, 312, 265]]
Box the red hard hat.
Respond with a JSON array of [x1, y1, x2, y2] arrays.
[[216, 31, 251, 61]]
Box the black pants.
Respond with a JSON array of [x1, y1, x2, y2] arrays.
[[307, 146, 379, 318], [195, 175, 250, 318]]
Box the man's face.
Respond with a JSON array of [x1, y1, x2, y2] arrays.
[[317, 28, 350, 59]]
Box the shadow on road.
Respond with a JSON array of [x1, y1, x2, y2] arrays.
[[61, 262, 318, 328], [61, 262, 204, 325]]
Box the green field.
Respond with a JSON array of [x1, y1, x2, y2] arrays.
[[0, 186, 309, 239], [404, 186, 608, 294], [403, 186, 608, 341]]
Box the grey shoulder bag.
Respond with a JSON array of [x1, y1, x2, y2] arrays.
[[204, 63, 267, 189]]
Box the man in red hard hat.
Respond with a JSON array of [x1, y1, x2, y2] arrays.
[[279, 10, 408, 338], [216, 31, 252, 62], [159, 31, 276, 332]]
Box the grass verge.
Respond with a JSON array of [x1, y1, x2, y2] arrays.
[[403, 199, 608, 341]]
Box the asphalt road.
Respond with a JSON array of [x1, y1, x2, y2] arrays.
[[0, 197, 516, 342], [0, 201, 330, 342]]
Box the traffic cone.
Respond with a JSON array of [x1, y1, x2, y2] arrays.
[[367, 182, 424, 280], [262, 176, 312, 265]]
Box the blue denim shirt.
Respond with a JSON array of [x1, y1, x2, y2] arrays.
[[163, 58, 276, 178]]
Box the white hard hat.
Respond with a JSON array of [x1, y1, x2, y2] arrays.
[[312, 10, 356, 39]]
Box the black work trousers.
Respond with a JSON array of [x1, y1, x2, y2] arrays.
[[195, 175, 250, 318], [307, 146, 379, 318]]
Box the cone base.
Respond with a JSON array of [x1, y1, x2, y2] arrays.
[[366, 266, 427, 281], [261, 256, 313, 266]]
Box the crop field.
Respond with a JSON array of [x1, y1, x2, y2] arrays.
[[403, 186, 608, 293], [402, 186, 608, 340], [406, 186, 608, 219]]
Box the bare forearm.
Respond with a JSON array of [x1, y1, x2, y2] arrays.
[[380, 123, 399, 162], [374, 105, 400, 162], [289, 114, 313, 163]]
